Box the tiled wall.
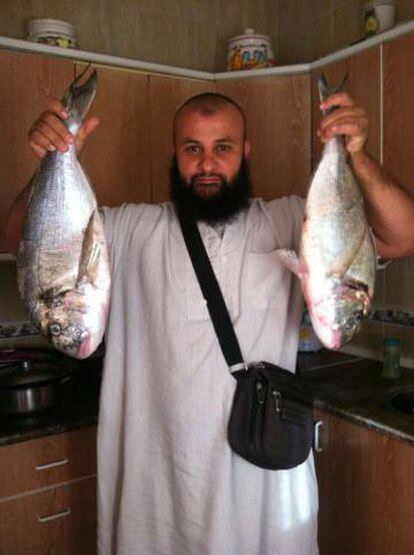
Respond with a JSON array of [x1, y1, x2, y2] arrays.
[[0, 0, 279, 72], [0, 260, 48, 348], [277, 0, 414, 64]]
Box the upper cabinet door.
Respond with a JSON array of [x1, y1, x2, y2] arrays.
[[78, 65, 151, 207], [380, 33, 414, 310], [310, 46, 381, 170], [148, 76, 214, 203], [383, 33, 414, 193], [216, 74, 311, 199], [0, 51, 73, 253]]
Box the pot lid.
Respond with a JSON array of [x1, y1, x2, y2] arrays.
[[0, 360, 70, 388]]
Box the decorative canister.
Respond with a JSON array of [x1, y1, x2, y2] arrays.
[[363, 1, 396, 37], [382, 337, 401, 380], [227, 28, 275, 71], [298, 307, 322, 353], [27, 19, 77, 48]]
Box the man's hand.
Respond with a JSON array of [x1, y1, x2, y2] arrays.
[[317, 92, 369, 156], [28, 97, 100, 159]]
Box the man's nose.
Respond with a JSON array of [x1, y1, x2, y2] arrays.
[[197, 151, 218, 173]]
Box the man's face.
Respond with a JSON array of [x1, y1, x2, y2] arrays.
[[174, 106, 250, 198]]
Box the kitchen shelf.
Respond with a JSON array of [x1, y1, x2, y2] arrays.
[[0, 19, 414, 81]]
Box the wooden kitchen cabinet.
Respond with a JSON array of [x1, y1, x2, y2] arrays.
[[314, 409, 414, 555], [383, 32, 414, 198], [379, 32, 414, 311], [0, 50, 73, 252], [79, 64, 152, 207], [216, 74, 311, 199], [0, 426, 97, 555]]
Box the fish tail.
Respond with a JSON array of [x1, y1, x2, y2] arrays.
[[62, 69, 97, 128], [317, 73, 349, 115]]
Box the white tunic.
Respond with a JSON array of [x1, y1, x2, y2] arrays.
[[97, 197, 319, 555]]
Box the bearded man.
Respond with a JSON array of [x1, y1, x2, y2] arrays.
[[7, 92, 414, 555]]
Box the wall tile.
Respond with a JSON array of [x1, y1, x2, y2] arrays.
[[350, 320, 414, 362], [333, 0, 366, 52], [382, 257, 414, 311], [136, 10, 216, 70], [289, 14, 333, 63], [280, 0, 331, 31], [397, 0, 414, 23], [137, 0, 217, 23], [0, 262, 27, 322], [277, 0, 414, 64]]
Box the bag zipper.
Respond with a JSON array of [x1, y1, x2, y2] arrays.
[[256, 381, 266, 404], [250, 379, 267, 460], [272, 389, 283, 413]]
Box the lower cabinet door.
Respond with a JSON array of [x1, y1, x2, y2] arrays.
[[0, 476, 96, 555]]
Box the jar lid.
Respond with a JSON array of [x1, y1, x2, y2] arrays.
[[27, 19, 75, 39], [364, 0, 396, 9], [227, 28, 271, 45], [0, 361, 68, 388]]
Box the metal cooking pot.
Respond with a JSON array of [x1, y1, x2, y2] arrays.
[[0, 358, 71, 415]]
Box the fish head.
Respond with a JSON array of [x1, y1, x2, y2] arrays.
[[37, 288, 102, 359], [44, 316, 92, 359], [307, 277, 372, 349]]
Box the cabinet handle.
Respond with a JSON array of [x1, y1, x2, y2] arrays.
[[314, 420, 324, 452], [35, 458, 69, 471], [37, 508, 72, 523]]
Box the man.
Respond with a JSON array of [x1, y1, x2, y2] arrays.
[[7, 91, 414, 555]]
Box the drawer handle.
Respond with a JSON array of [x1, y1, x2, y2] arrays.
[[314, 420, 324, 453], [35, 458, 69, 471], [38, 508, 72, 523]]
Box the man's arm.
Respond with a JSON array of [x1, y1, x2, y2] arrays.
[[318, 92, 414, 259], [5, 98, 99, 256], [350, 150, 414, 259]]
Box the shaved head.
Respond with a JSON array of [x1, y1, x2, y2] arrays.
[[171, 91, 252, 223], [173, 93, 246, 142]]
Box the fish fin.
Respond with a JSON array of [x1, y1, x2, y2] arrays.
[[275, 249, 307, 279], [77, 210, 104, 286]]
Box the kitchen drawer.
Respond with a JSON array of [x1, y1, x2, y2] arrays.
[[0, 427, 96, 499], [0, 476, 96, 555]]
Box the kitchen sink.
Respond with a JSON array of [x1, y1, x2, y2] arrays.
[[385, 386, 414, 415]]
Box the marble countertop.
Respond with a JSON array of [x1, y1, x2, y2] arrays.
[[1, 349, 414, 447], [298, 351, 414, 445]]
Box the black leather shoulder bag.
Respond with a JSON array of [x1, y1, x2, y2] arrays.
[[178, 210, 315, 470]]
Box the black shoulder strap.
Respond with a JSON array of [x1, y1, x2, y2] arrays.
[[177, 209, 246, 372]]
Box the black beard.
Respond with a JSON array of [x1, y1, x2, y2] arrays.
[[169, 156, 251, 225]]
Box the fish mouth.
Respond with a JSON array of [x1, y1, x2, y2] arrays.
[[309, 282, 371, 349], [76, 333, 92, 359]]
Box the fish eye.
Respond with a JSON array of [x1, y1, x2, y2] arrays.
[[49, 322, 62, 336]]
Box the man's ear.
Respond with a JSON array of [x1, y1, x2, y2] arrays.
[[244, 140, 251, 159]]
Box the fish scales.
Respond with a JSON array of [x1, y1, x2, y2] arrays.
[[304, 136, 367, 276], [17, 70, 111, 359], [277, 75, 376, 349]]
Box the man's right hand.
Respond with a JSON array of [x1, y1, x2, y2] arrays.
[[28, 97, 100, 159]]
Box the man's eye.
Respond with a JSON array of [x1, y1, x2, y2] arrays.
[[186, 145, 201, 154], [216, 144, 231, 153]]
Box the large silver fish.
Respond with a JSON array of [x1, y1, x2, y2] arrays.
[[17, 69, 111, 359], [278, 74, 376, 349]]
